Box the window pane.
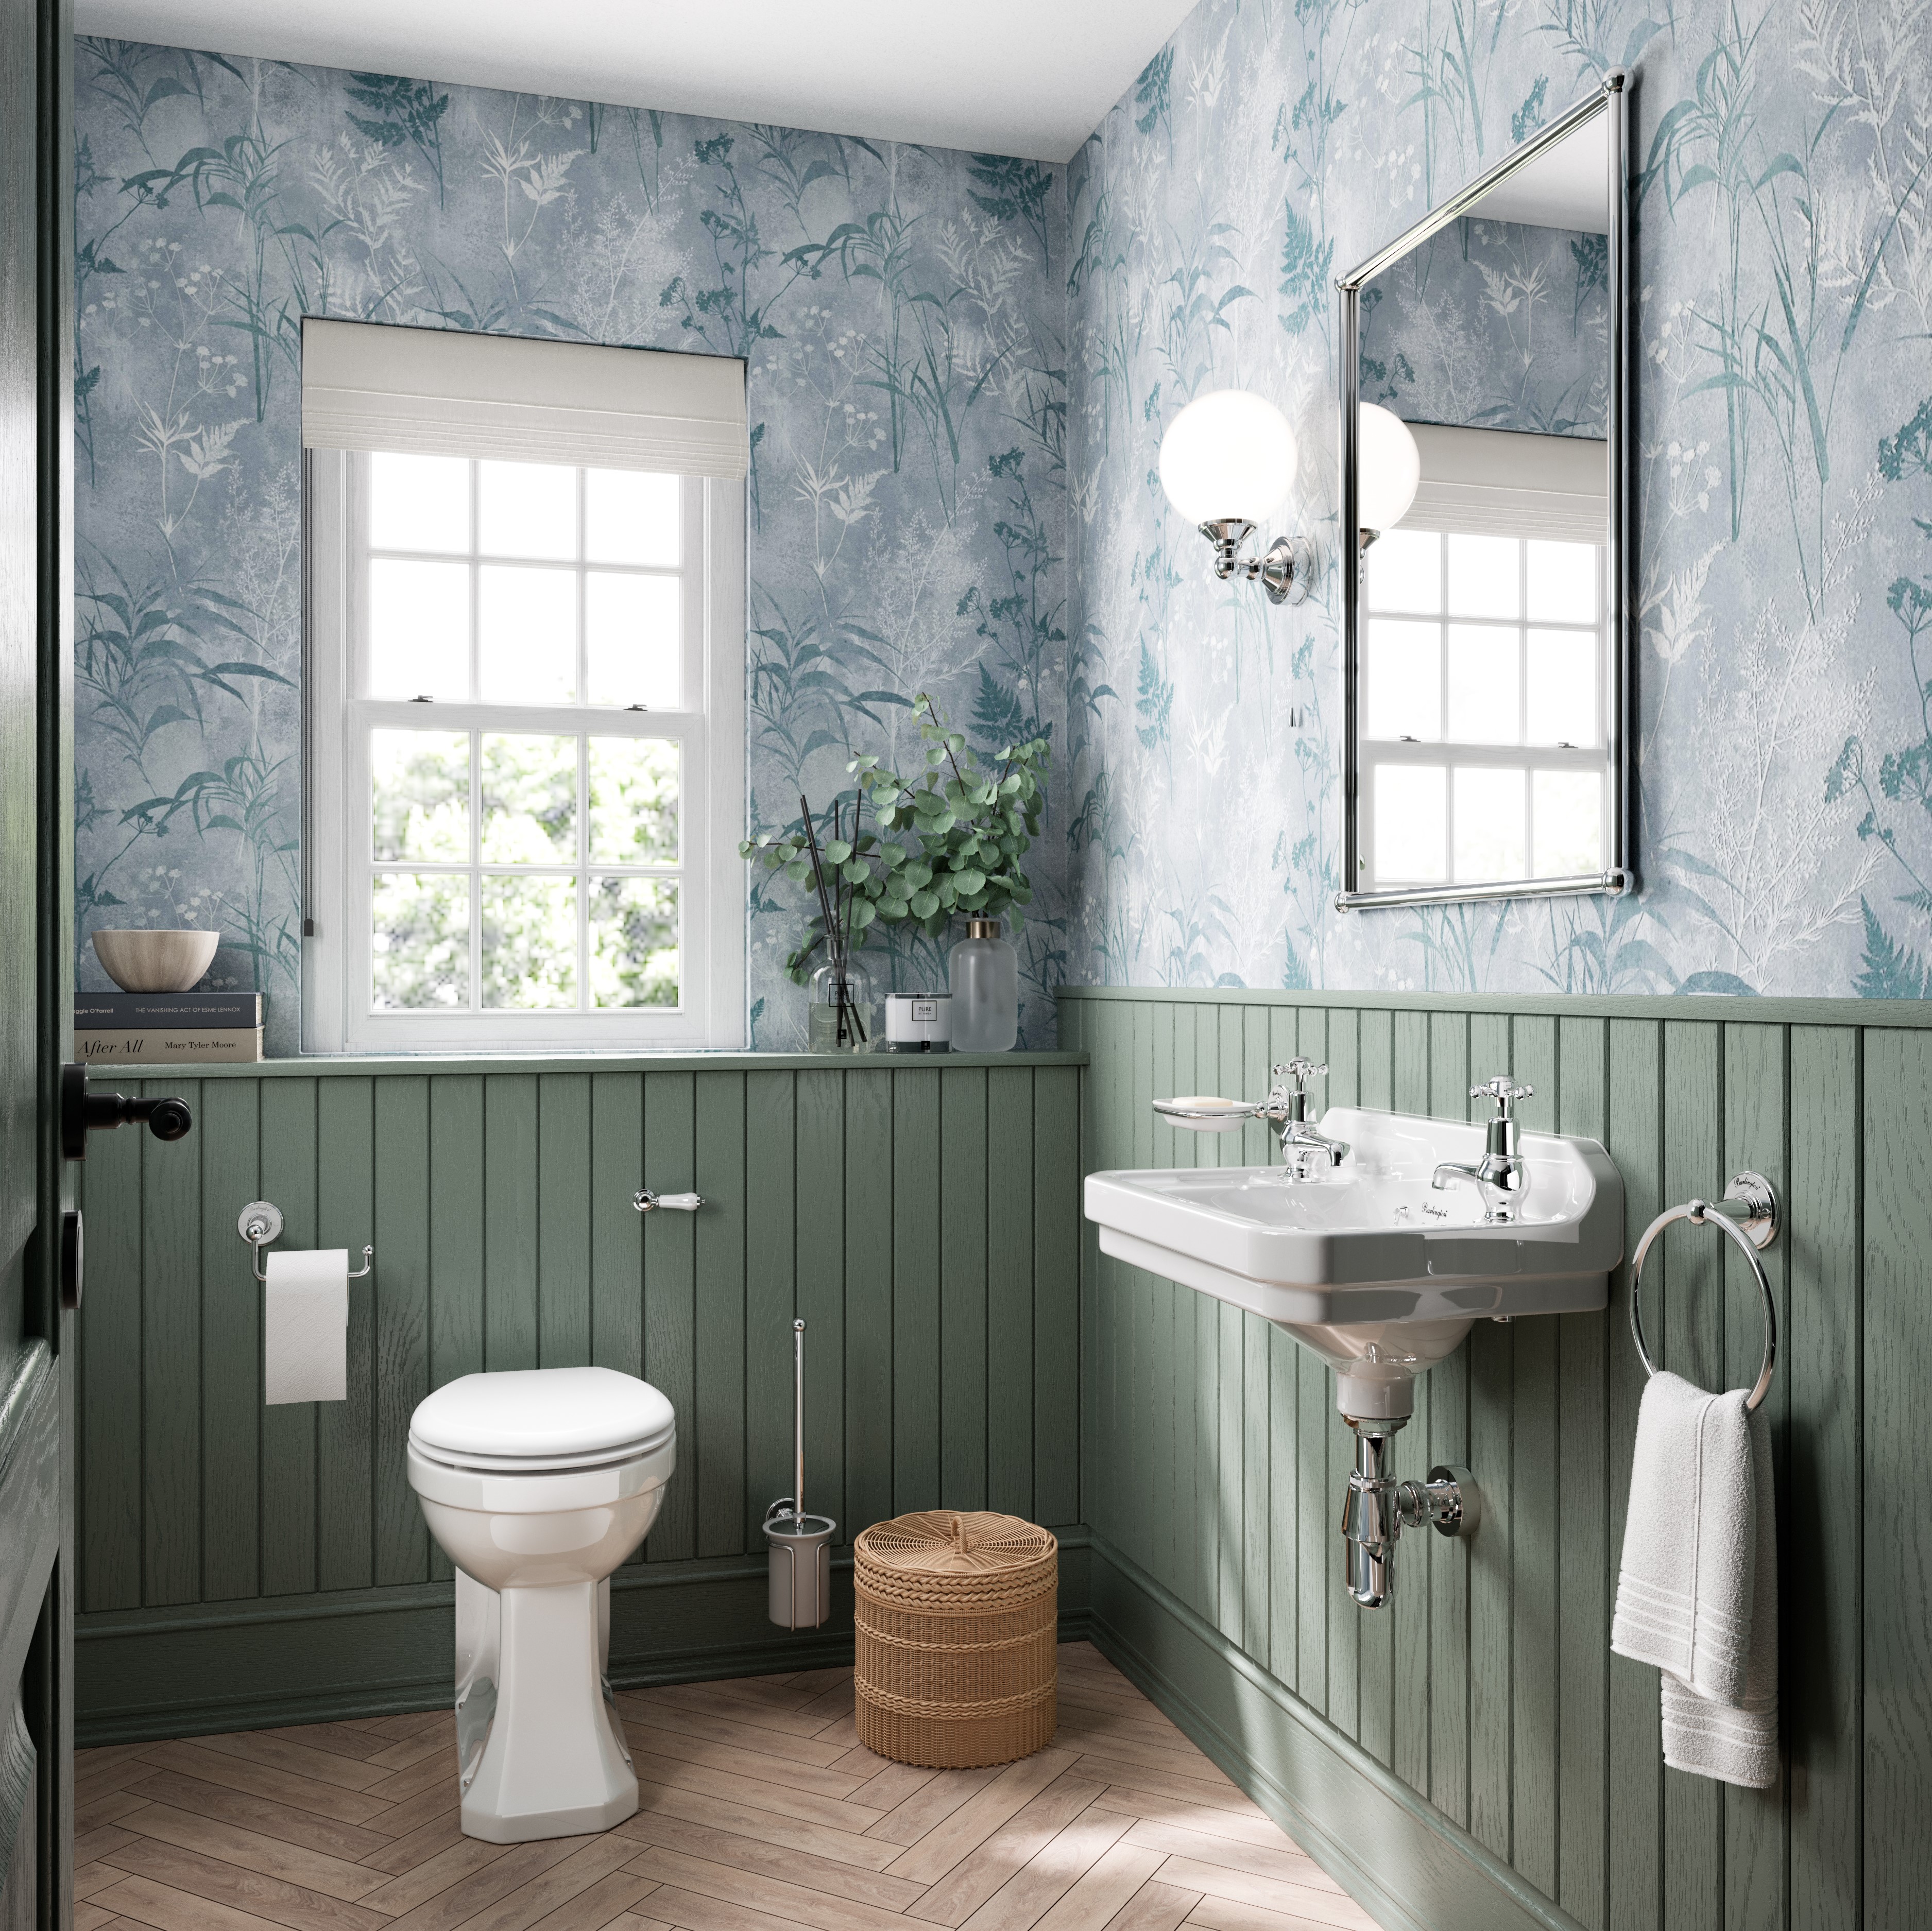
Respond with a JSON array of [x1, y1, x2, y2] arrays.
[[1447, 533, 1520, 618], [1366, 619, 1441, 740], [479, 459, 576, 560], [1452, 766, 1527, 882], [1527, 629, 1598, 745], [589, 737, 678, 864], [587, 469, 679, 567], [1446, 625, 1520, 743], [481, 733, 577, 863], [590, 877, 678, 1007], [586, 573, 680, 709], [481, 875, 578, 1008], [372, 729, 469, 861], [370, 453, 469, 554], [368, 559, 470, 698], [479, 565, 576, 702], [1534, 769, 1603, 875], [1366, 528, 1441, 614], [1527, 540, 1597, 623], [372, 873, 470, 1009], [1373, 765, 1446, 882]]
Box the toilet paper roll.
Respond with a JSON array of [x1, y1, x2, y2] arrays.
[[264, 1248, 349, 1404]]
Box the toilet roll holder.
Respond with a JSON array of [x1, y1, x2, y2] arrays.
[[237, 1200, 373, 1285]]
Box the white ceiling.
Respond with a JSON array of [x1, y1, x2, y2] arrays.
[[74, 0, 1200, 162]]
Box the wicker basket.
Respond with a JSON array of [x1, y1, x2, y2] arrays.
[[853, 1511, 1058, 1768]]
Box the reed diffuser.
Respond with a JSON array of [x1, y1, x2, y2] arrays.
[[794, 794, 880, 1053]]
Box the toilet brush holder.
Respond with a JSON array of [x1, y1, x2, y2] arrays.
[[764, 1318, 835, 1629], [764, 1502, 835, 1629]]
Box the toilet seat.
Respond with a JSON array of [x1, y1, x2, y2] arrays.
[[410, 1366, 675, 1473], [409, 1435, 670, 1475], [406, 1436, 675, 1515]]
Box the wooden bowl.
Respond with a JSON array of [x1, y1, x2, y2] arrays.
[[91, 928, 220, 993]]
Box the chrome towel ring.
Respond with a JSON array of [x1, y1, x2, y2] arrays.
[[1629, 1171, 1780, 1412]]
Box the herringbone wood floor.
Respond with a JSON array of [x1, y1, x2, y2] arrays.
[[69, 1643, 1379, 1931]]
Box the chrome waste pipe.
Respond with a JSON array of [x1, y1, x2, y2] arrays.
[[1340, 1418, 1480, 1609]]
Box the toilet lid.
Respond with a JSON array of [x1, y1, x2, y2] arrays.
[[409, 1366, 675, 1468]]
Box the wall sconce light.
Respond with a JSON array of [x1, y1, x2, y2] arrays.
[[1158, 389, 1314, 606], [1357, 403, 1421, 546]]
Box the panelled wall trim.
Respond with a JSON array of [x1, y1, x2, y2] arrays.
[[1088, 1538, 1582, 1931], [75, 1061, 1084, 1737], [75, 1535, 1095, 1745], [1058, 983, 1932, 1027], [1061, 985, 1927, 1931]]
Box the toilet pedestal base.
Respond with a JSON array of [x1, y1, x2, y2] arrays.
[[456, 1572, 637, 1842]]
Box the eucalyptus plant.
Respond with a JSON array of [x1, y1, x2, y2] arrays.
[[743, 693, 1050, 984]]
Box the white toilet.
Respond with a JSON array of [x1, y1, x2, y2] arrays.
[[406, 1365, 676, 1843]]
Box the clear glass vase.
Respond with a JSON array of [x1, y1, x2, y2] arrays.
[[808, 958, 880, 1053]]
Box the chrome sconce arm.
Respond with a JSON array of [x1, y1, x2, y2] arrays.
[[1198, 520, 1317, 607]]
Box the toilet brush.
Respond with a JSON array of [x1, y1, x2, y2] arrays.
[[764, 1318, 835, 1628]]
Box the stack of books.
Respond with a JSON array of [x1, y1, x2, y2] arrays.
[[76, 992, 265, 1063]]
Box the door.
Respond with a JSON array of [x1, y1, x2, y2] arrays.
[[0, 3, 73, 1928]]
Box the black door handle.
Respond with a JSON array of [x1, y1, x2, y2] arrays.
[[60, 1062, 194, 1160]]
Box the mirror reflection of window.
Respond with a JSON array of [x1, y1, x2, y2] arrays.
[[1363, 524, 1606, 891]]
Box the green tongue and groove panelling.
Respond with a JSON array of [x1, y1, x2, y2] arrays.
[[75, 1055, 1085, 1739], [1061, 986, 1925, 1931], [75, 993, 1932, 1931]]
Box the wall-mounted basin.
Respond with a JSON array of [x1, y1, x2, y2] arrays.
[[1085, 1103, 1623, 1419]]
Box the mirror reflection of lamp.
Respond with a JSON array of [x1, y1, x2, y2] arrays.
[[1157, 388, 1315, 605], [1356, 403, 1422, 547]]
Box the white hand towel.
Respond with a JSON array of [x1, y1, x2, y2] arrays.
[[1611, 1370, 1779, 1789]]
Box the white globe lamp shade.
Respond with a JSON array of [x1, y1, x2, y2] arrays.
[[1158, 389, 1299, 527], [1358, 403, 1422, 534]]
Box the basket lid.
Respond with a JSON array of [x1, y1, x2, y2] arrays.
[[855, 1511, 1055, 1576]]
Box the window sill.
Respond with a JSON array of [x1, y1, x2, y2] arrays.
[[87, 1049, 1088, 1078]]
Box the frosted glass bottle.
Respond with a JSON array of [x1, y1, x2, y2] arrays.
[[949, 918, 1018, 1052]]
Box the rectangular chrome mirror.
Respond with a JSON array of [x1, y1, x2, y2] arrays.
[[1337, 73, 1632, 911]]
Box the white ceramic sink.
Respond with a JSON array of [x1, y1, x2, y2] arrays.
[[1084, 1105, 1622, 1417]]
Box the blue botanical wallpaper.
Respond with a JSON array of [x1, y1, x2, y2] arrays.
[[76, 0, 1932, 1025], [1360, 216, 1608, 437], [72, 42, 1066, 1051], [1065, 0, 1932, 999]]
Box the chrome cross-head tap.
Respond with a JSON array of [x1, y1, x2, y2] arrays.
[[1262, 1059, 1350, 1177], [1430, 1075, 1534, 1222], [1267, 1058, 1324, 1123]]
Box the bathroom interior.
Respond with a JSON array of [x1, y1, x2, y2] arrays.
[[0, 0, 1925, 1928]]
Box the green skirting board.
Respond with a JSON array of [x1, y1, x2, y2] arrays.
[[79, 1535, 1093, 1743], [1085, 1536, 1582, 1931]]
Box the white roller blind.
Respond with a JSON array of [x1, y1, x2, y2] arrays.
[[301, 318, 748, 477], [1400, 423, 1606, 543]]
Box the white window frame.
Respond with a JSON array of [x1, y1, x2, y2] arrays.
[[1360, 529, 1610, 893], [303, 449, 745, 1052]]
